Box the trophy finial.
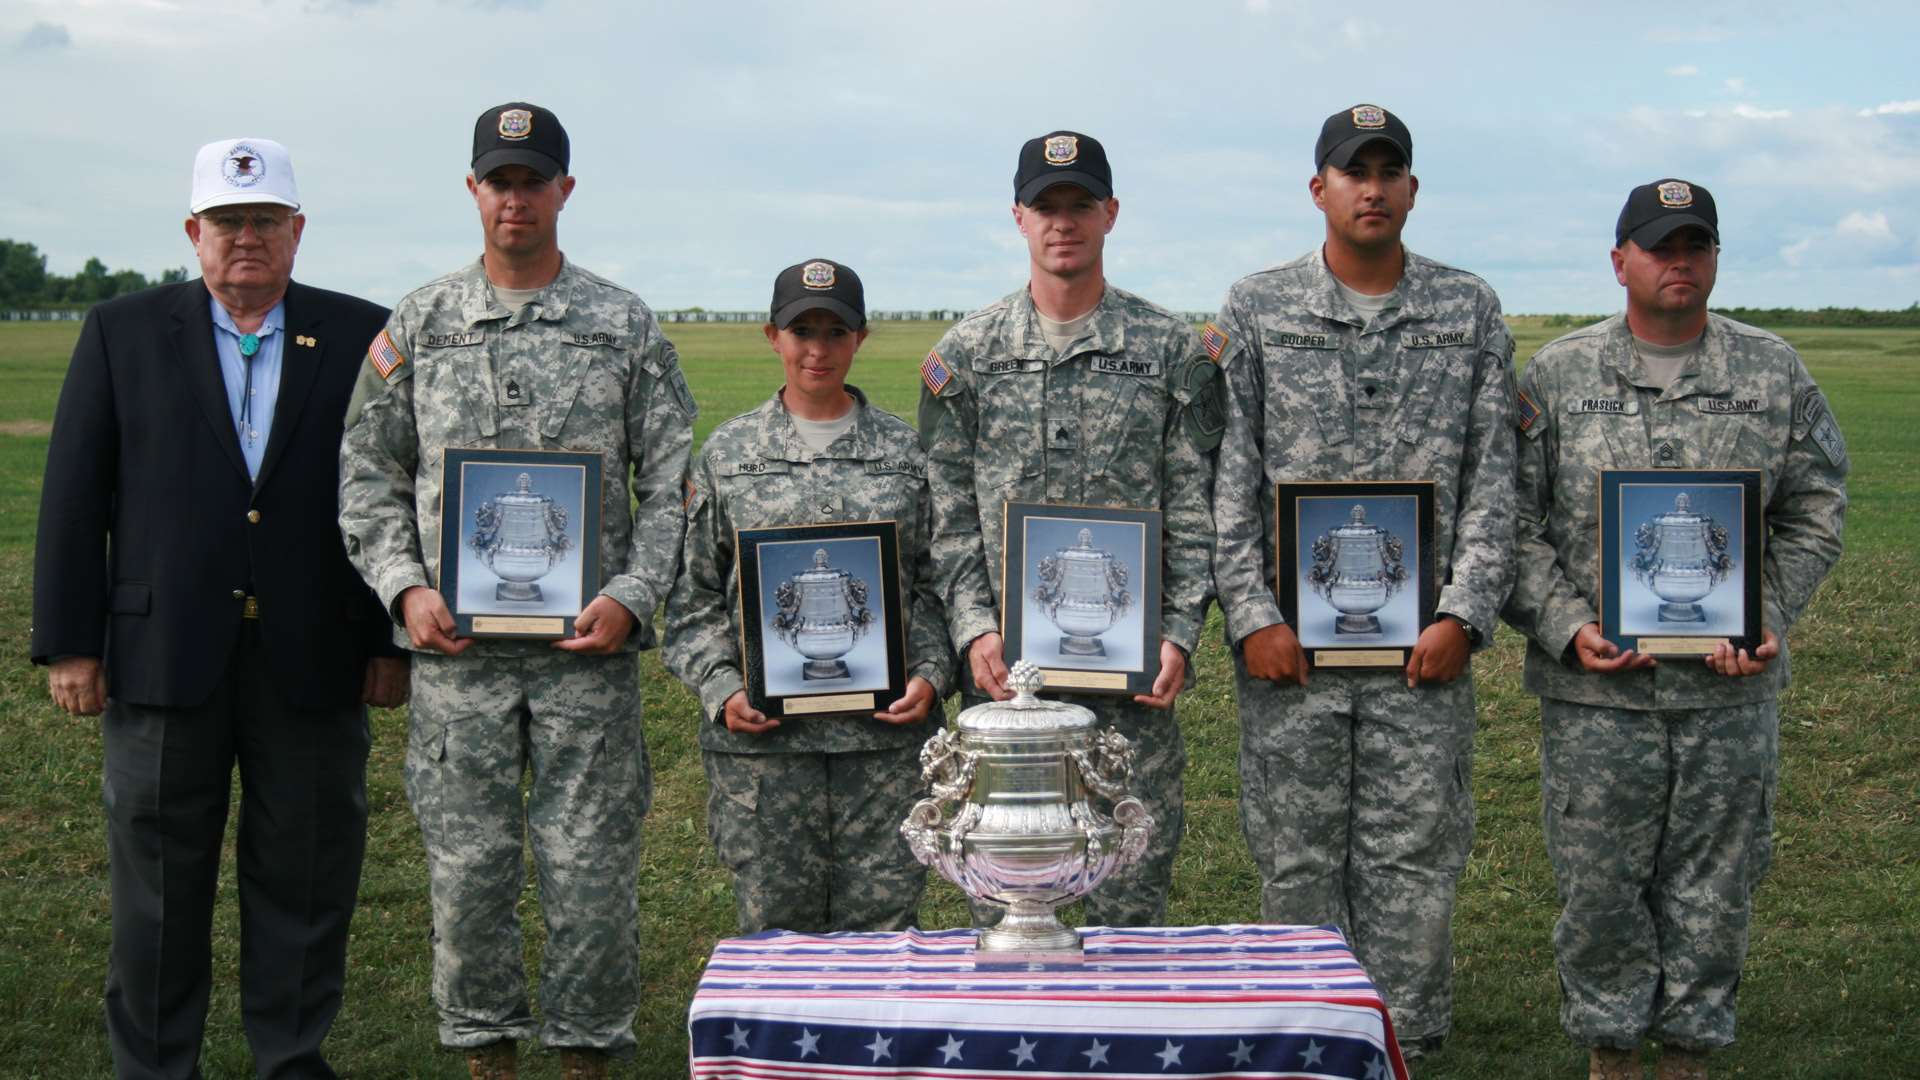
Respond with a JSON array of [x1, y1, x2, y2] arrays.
[[812, 548, 830, 569], [515, 472, 533, 493], [1349, 504, 1368, 524], [1007, 660, 1045, 701], [1076, 528, 1093, 547], [1675, 492, 1692, 513]]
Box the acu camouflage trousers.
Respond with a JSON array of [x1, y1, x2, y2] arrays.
[[1232, 661, 1476, 1044], [406, 651, 652, 1053], [1541, 698, 1778, 1051], [703, 745, 927, 934]]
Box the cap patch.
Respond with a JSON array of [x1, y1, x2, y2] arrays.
[[368, 330, 407, 379], [1658, 181, 1693, 208], [1200, 322, 1229, 362], [801, 261, 836, 290], [1351, 105, 1387, 129], [498, 109, 533, 141], [222, 144, 265, 189], [1044, 135, 1079, 166], [920, 349, 952, 396]]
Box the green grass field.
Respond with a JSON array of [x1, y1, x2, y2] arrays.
[[0, 317, 1913, 1078]]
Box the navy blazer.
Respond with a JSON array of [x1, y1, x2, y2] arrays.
[[31, 279, 399, 709]]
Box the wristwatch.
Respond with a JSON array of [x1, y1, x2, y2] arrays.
[[1441, 612, 1482, 647]]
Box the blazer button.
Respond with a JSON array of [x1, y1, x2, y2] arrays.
[[247, 509, 262, 523]]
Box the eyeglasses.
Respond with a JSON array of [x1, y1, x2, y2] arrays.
[[199, 210, 294, 238]]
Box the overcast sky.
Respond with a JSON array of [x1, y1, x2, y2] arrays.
[[2, 0, 1915, 314]]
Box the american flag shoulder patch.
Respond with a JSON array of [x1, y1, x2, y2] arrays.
[[1516, 387, 1541, 431], [1200, 322, 1229, 362], [920, 349, 952, 395], [368, 330, 406, 379]]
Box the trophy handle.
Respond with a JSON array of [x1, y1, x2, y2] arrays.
[[900, 800, 945, 866], [1070, 726, 1136, 803], [1112, 797, 1152, 864], [919, 727, 978, 802]]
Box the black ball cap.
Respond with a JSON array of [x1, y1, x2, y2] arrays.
[[472, 102, 569, 180], [1315, 104, 1412, 171], [1616, 178, 1719, 248], [770, 259, 865, 330], [1014, 131, 1112, 205]]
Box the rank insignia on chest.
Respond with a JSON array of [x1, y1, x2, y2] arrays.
[[368, 330, 406, 379], [1654, 439, 1683, 466], [1201, 322, 1228, 362], [920, 349, 952, 395]]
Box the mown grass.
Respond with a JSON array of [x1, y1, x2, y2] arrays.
[[0, 316, 1913, 1078]]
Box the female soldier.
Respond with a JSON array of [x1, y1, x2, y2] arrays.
[[665, 259, 952, 933]]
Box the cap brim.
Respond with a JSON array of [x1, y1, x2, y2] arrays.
[[472, 149, 564, 181], [1624, 214, 1719, 249], [1016, 172, 1112, 205], [772, 296, 865, 331], [191, 191, 300, 214], [1319, 134, 1410, 170]]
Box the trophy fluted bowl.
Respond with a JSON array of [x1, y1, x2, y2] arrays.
[[471, 472, 570, 602], [772, 548, 869, 681], [1034, 528, 1131, 658], [1631, 492, 1733, 624], [1310, 504, 1407, 636], [901, 661, 1152, 956]]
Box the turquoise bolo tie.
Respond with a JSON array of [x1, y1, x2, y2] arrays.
[[239, 333, 261, 444]]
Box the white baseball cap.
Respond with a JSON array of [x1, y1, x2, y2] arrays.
[[189, 138, 300, 214]]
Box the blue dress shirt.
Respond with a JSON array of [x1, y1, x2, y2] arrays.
[[209, 297, 286, 482]]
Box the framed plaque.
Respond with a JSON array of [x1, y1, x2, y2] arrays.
[[1599, 469, 1764, 657], [439, 447, 603, 639], [1275, 481, 1437, 669], [738, 521, 907, 719], [1001, 502, 1163, 697]]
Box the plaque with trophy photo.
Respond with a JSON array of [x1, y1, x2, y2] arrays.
[[1599, 469, 1763, 657], [1001, 502, 1163, 696], [439, 448, 603, 639], [1275, 481, 1437, 668], [737, 520, 907, 719]]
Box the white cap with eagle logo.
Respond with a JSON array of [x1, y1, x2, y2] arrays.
[[190, 138, 300, 214]]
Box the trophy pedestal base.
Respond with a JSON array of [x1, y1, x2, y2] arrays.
[[976, 900, 1083, 957], [802, 660, 851, 681], [1334, 614, 1382, 636], [1657, 602, 1706, 623], [1058, 635, 1106, 658], [495, 582, 545, 603]]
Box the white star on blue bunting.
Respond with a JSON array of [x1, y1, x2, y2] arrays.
[[726, 1024, 750, 1051], [937, 1035, 965, 1063], [1010, 1036, 1038, 1065], [865, 1033, 892, 1062], [1155, 1039, 1185, 1068], [1082, 1039, 1111, 1066], [793, 1028, 820, 1058]]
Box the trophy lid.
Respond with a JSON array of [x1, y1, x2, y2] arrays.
[[955, 660, 1097, 734], [1056, 527, 1111, 565], [494, 472, 549, 506], [792, 548, 847, 582], [1331, 504, 1386, 538], [1653, 492, 1708, 524]]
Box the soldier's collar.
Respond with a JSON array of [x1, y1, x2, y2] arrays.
[[760, 384, 877, 462], [1304, 247, 1422, 327], [459, 257, 578, 328], [1606, 315, 1730, 399], [1014, 285, 1126, 363]]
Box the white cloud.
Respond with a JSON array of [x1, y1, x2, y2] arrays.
[[1778, 210, 1905, 269], [1859, 100, 1920, 117], [1724, 77, 1747, 93], [1245, 0, 1271, 12], [1732, 104, 1791, 121], [1836, 210, 1892, 239], [1666, 65, 1700, 77]]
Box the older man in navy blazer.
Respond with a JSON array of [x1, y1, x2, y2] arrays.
[[30, 138, 407, 1080]]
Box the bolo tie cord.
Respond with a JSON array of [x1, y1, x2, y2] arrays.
[[239, 332, 261, 440]]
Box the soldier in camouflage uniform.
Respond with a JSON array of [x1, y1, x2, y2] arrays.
[[337, 103, 693, 1080], [917, 131, 1221, 929], [1502, 181, 1847, 1080], [1209, 105, 1515, 1053], [666, 259, 954, 934]]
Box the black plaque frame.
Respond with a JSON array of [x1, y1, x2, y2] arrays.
[[1001, 501, 1164, 697], [737, 520, 907, 719], [439, 447, 603, 640], [1274, 480, 1437, 669], [1599, 469, 1764, 657]]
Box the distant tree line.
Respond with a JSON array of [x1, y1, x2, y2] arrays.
[[0, 239, 187, 310], [1541, 304, 1920, 329]]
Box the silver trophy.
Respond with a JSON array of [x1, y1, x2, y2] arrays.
[[1308, 504, 1409, 637], [771, 548, 872, 681], [901, 661, 1152, 957], [1033, 528, 1132, 657], [470, 472, 571, 602], [1631, 492, 1733, 623]]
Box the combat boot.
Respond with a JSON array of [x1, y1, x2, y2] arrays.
[[1588, 1045, 1640, 1080], [466, 1040, 517, 1080], [560, 1048, 611, 1080], [1656, 1046, 1709, 1080]]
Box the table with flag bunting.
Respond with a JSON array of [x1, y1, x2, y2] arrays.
[[688, 923, 1410, 1078]]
